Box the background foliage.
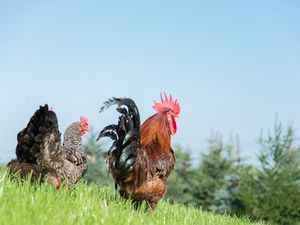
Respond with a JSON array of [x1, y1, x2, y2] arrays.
[[83, 121, 300, 225]]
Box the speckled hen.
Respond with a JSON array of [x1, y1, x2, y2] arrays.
[[7, 104, 89, 188]]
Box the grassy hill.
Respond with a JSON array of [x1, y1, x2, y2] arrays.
[[0, 170, 265, 225]]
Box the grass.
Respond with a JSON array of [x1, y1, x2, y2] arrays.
[[0, 170, 265, 225]]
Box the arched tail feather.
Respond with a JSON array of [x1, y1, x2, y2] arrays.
[[98, 97, 141, 177]]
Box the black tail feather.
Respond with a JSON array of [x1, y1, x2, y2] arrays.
[[99, 97, 140, 128], [99, 98, 122, 113], [118, 142, 139, 175], [96, 124, 118, 141], [16, 104, 58, 163], [98, 97, 141, 176], [122, 128, 139, 145]]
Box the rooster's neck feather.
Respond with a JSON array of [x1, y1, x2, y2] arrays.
[[140, 112, 171, 153]]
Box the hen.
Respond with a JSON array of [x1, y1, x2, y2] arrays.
[[7, 104, 89, 188], [97, 93, 180, 210]]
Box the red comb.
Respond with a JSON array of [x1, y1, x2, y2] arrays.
[[152, 93, 180, 116], [80, 116, 88, 124], [79, 116, 89, 136]]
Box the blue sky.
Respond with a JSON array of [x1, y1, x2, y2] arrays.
[[1, 1, 300, 164]]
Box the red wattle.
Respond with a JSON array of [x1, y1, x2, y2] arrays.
[[168, 115, 177, 135]]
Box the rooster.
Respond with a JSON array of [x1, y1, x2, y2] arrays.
[[7, 104, 89, 188], [97, 93, 180, 210]]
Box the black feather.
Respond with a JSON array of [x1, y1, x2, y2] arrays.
[[122, 128, 139, 145], [99, 98, 122, 113], [98, 97, 141, 177], [16, 104, 59, 164], [116, 107, 128, 115], [96, 124, 118, 141], [96, 130, 117, 141]]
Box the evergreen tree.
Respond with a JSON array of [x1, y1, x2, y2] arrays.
[[240, 120, 300, 225], [193, 133, 242, 213]]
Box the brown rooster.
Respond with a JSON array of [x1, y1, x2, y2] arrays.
[[7, 104, 89, 188], [97, 93, 180, 210]]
